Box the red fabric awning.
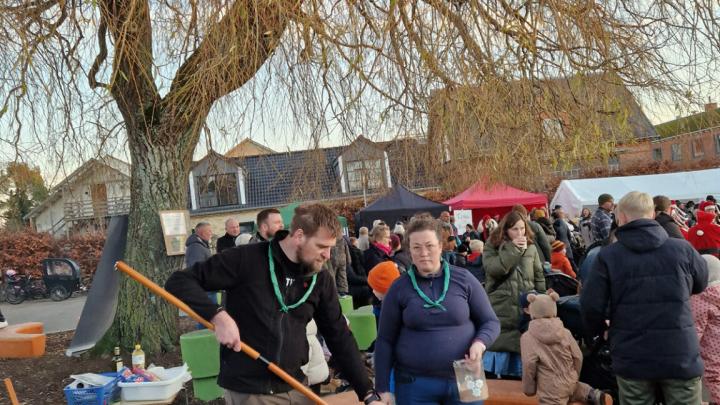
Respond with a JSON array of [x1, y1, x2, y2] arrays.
[[444, 181, 547, 210]]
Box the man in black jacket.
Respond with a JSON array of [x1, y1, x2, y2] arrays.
[[216, 218, 241, 253], [653, 195, 685, 239], [581, 191, 708, 404], [166, 204, 381, 405], [249, 208, 284, 244]]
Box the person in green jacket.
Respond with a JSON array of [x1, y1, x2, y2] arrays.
[[483, 210, 546, 377]]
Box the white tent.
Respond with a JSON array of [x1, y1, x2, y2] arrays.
[[551, 168, 720, 218]]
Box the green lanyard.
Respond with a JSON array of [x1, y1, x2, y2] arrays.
[[268, 245, 317, 313], [407, 260, 451, 311]]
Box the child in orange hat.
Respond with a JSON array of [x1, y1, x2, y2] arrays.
[[368, 261, 401, 300], [551, 240, 576, 278]]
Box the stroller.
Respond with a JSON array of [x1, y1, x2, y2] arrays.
[[545, 272, 580, 297], [556, 295, 618, 400]]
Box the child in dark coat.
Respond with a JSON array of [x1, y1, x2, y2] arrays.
[[521, 292, 612, 405]]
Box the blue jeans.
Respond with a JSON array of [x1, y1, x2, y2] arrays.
[[395, 371, 484, 405]]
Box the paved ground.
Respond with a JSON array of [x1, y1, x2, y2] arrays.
[[1, 295, 87, 333]]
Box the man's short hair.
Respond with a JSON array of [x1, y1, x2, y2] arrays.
[[290, 204, 340, 238], [257, 208, 281, 226], [598, 193, 614, 205], [195, 221, 211, 231], [225, 217, 238, 226], [653, 195, 672, 213], [617, 191, 654, 221]]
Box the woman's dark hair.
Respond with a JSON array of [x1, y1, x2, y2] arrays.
[[489, 211, 534, 247]]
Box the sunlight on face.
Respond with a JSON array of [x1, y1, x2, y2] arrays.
[[506, 220, 526, 241], [263, 213, 285, 238], [298, 227, 336, 272], [409, 229, 442, 275]]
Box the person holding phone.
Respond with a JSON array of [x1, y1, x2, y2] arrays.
[[483, 211, 546, 378]]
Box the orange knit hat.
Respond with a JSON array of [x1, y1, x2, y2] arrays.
[[551, 240, 565, 252], [368, 261, 401, 294]]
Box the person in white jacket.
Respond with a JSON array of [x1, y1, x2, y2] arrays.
[[301, 319, 329, 394]]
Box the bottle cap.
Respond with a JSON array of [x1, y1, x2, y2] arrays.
[[135, 344, 141, 349]]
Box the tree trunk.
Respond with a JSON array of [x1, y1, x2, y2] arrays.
[[97, 124, 197, 354]]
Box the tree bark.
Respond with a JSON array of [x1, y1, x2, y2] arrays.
[[95, 0, 296, 354], [97, 122, 200, 353]]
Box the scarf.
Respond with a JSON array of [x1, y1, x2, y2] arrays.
[[373, 242, 393, 256]]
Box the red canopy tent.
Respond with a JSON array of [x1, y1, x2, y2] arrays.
[[444, 181, 548, 226]]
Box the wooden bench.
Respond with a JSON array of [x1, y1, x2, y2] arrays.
[[0, 322, 46, 358], [324, 380, 584, 404]]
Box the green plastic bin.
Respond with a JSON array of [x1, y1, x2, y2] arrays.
[[346, 305, 377, 350], [180, 329, 223, 401], [339, 295, 354, 315]]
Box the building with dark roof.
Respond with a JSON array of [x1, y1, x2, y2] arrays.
[[188, 135, 436, 219], [618, 102, 720, 169]]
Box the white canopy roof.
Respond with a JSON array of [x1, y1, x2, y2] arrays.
[[551, 168, 720, 218]]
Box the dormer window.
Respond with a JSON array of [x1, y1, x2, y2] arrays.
[[346, 159, 383, 192], [195, 173, 238, 208]]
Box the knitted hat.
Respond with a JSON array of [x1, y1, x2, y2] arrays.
[[368, 261, 400, 294], [535, 209, 546, 218], [704, 255, 720, 287], [527, 292, 559, 320], [551, 240, 565, 252], [598, 193, 614, 205], [389, 234, 401, 250], [699, 201, 717, 212]]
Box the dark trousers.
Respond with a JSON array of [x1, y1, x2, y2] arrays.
[[617, 376, 702, 405]]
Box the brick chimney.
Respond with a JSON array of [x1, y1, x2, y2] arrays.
[[706, 101, 718, 113]]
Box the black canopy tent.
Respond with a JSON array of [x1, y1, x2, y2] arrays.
[[354, 185, 448, 232]]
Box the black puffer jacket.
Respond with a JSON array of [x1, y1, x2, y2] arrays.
[[580, 219, 708, 380]]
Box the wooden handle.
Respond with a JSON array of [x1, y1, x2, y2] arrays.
[[114, 261, 328, 405], [4, 378, 20, 405]]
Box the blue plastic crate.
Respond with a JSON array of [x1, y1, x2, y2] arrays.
[[64, 372, 120, 405]]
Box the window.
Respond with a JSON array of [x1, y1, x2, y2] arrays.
[[692, 139, 704, 158], [346, 159, 383, 192], [195, 173, 238, 208], [608, 156, 619, 171], [715, 134, 720, 155], [652, 148, 663, 161], [542, 118, 565, 140], [671, 144, 682, 161]]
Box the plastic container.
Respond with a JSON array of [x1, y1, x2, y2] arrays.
[[117, 364, 191, 401], [64, 372, 120, 405]]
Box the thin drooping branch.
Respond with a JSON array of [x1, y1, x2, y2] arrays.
[[88, 18, 110, 89]]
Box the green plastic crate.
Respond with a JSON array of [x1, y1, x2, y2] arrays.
[[339, 295, 354, 315], [192, 376, 225, 401], [180, 329, 220, 379], [346, 305, 377, 350]]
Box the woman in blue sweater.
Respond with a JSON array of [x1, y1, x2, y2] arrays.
[[374, 218, 501, 405]]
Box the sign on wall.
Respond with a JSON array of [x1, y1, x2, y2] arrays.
[[159, 210, 191, 256]]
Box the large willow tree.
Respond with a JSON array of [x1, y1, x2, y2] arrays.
[[1, 0, 718, 352]]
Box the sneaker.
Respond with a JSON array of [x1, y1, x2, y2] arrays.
[[0, 320, 7, 329], [589, 389, 613, 405]]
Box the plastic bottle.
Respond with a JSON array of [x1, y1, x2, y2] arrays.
[[131, 344, 145, 370], [111, 346, 124, 372]]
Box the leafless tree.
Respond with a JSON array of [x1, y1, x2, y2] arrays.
[[1, 0, 718, 351]]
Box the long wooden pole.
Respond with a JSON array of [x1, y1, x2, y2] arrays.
[[114, 261, 328, 405], [3, 378, 20, 405]]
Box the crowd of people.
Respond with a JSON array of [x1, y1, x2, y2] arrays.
[[163, 192, 720, 405]]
